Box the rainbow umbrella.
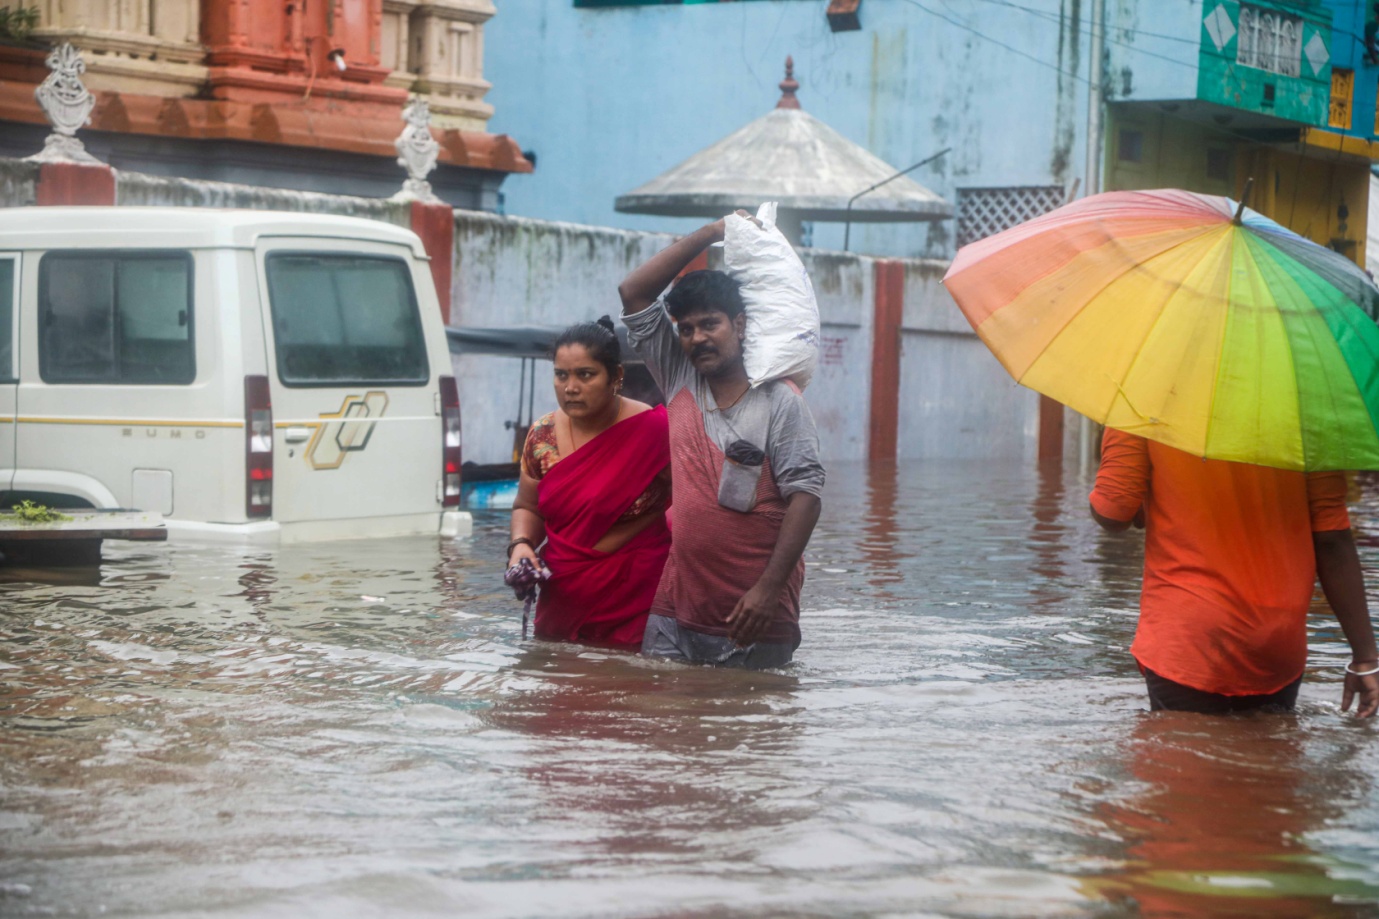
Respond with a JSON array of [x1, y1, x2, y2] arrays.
[[943, 188, 1379, 472]]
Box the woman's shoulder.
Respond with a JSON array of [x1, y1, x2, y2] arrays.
[[532, 411, 558, 429], [619, 398, 668, 426]]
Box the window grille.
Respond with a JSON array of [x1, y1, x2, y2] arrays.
[[955, 186, 1066, 247], [1237, 5, 1303, 78], [1330, 68, 1354, 129]]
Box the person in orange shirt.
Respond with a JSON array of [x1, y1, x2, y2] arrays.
[[1090, 428, 1379, 716]]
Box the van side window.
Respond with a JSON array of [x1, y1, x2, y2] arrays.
[[0, 259, 13, 383], [38, 251, 194, 385], [265, 253, 428, 386]]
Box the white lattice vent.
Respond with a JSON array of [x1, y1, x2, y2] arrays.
[[955, 186, 1066, 247]]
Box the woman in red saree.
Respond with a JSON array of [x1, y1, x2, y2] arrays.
[[506, 317, 671, 649]]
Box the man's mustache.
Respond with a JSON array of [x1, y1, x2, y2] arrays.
[[691, 345, 716, 360]]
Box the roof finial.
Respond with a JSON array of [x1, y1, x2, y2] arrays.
[[390, 95, 442, 204], [27, 42, 102, 164], [776, 55, 801, 110]]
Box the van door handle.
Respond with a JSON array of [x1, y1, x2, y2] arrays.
[[284, 426, 312, 444]]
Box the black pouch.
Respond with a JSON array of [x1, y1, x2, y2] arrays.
[[719, 439, 765, 512]]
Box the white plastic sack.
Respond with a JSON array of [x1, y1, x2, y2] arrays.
[[723, 202, 821, 389]]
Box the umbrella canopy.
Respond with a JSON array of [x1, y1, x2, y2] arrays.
[[943, 188, 1379, 472], [615, 58, 951, 224]]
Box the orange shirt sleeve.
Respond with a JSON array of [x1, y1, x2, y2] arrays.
[[1305, 471, 1351, 532], [1090, 428, 1149, 522]]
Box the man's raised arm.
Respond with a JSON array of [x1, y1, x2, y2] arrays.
[[618, 219, 725, 316]]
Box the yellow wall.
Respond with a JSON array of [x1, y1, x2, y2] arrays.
[[1238, 145, 1371, 268], [1105, 110, 1237, 199], [1106, 108, 1371, 269]]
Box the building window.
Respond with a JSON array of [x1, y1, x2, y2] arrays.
[[1118, 128, 1144, 163], [1330, 67, 1354, 130], [39, 251, 194, 385], [1237, 5, 1303, 77], [955, 186, 1066, 248]]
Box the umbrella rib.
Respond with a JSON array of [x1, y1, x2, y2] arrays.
[[1097, 271, 1177, 426], [1256, 232, 1378, 470], [1012, 224, 1221, 403], [1197, 229, 1236, 463]]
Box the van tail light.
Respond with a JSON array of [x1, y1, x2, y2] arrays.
[[439, 375, 462, 508], [245, 375, 273, 519]]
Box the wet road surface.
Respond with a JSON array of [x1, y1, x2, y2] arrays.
[[1, 460, 1377, 918]]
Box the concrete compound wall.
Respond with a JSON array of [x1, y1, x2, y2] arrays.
[[799, 252, 874, 463], [0, 159, 1039, 467], [899, 261, 1038, 461]]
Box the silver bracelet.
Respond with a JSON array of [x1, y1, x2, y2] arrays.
[[1345, 661, 1379, 677]]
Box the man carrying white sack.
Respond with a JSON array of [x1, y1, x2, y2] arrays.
[[619, 210, 825, 669]]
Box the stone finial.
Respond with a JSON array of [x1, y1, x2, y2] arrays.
[[390, 96, 443, 204], [776, 56, 801, 110], [27, 42, 102, 165]]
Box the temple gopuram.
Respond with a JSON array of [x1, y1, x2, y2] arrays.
[[0, 0, 530, 208]]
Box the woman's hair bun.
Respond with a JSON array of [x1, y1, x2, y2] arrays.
[[554, 316, 622, 375]]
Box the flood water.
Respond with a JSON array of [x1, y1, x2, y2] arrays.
[[2, 460, 1378, 918]]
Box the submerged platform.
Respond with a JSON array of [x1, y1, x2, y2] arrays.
[[0, 510, 167, 566]]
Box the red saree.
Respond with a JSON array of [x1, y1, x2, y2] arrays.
[[535, 406, 671, 649]]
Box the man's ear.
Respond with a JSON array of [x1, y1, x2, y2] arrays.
[[734, 312, 747, 339]]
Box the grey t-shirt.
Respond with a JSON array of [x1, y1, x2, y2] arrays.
[[624, 301, 825, 499]]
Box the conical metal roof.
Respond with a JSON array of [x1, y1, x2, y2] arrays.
[[615, 58, 952, 223]]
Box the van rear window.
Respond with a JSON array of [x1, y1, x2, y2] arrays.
[[39, 252, 194, 385], [265, 254, 429, 387]]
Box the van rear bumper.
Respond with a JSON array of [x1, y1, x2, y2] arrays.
[[164, 511, 472, 544], [164, 520, 283, 545]]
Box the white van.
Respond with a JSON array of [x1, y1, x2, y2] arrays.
[[0, 207, 471, 543]]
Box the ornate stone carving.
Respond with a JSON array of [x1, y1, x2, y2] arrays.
[[28, 43, 102, 165], [391, 96, 443, 203]]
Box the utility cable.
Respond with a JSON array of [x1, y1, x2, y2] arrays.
[[908, 0, 1365, 269]]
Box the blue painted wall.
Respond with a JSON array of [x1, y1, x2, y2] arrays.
[[1324, 0, 1379, 139], [1105, 0, 1202, 103], [483, 0, 1096, 258]]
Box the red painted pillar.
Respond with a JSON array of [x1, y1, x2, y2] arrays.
[[869, 259, 904, 462], [1038, 395, 1064, 463], [410, 200, 455, 324], [34, 162, 116, 206]]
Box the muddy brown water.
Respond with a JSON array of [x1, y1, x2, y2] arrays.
[[1, 460, 1377, 918]]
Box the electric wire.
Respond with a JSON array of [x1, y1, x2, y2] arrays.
[[901, 0, 1362, 243], [961, 0, 1376, 59], [900, 0, 1360, 163]]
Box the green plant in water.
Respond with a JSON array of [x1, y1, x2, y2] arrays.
[[0, 7, 40, 42], [3, 500, 71, 524]]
